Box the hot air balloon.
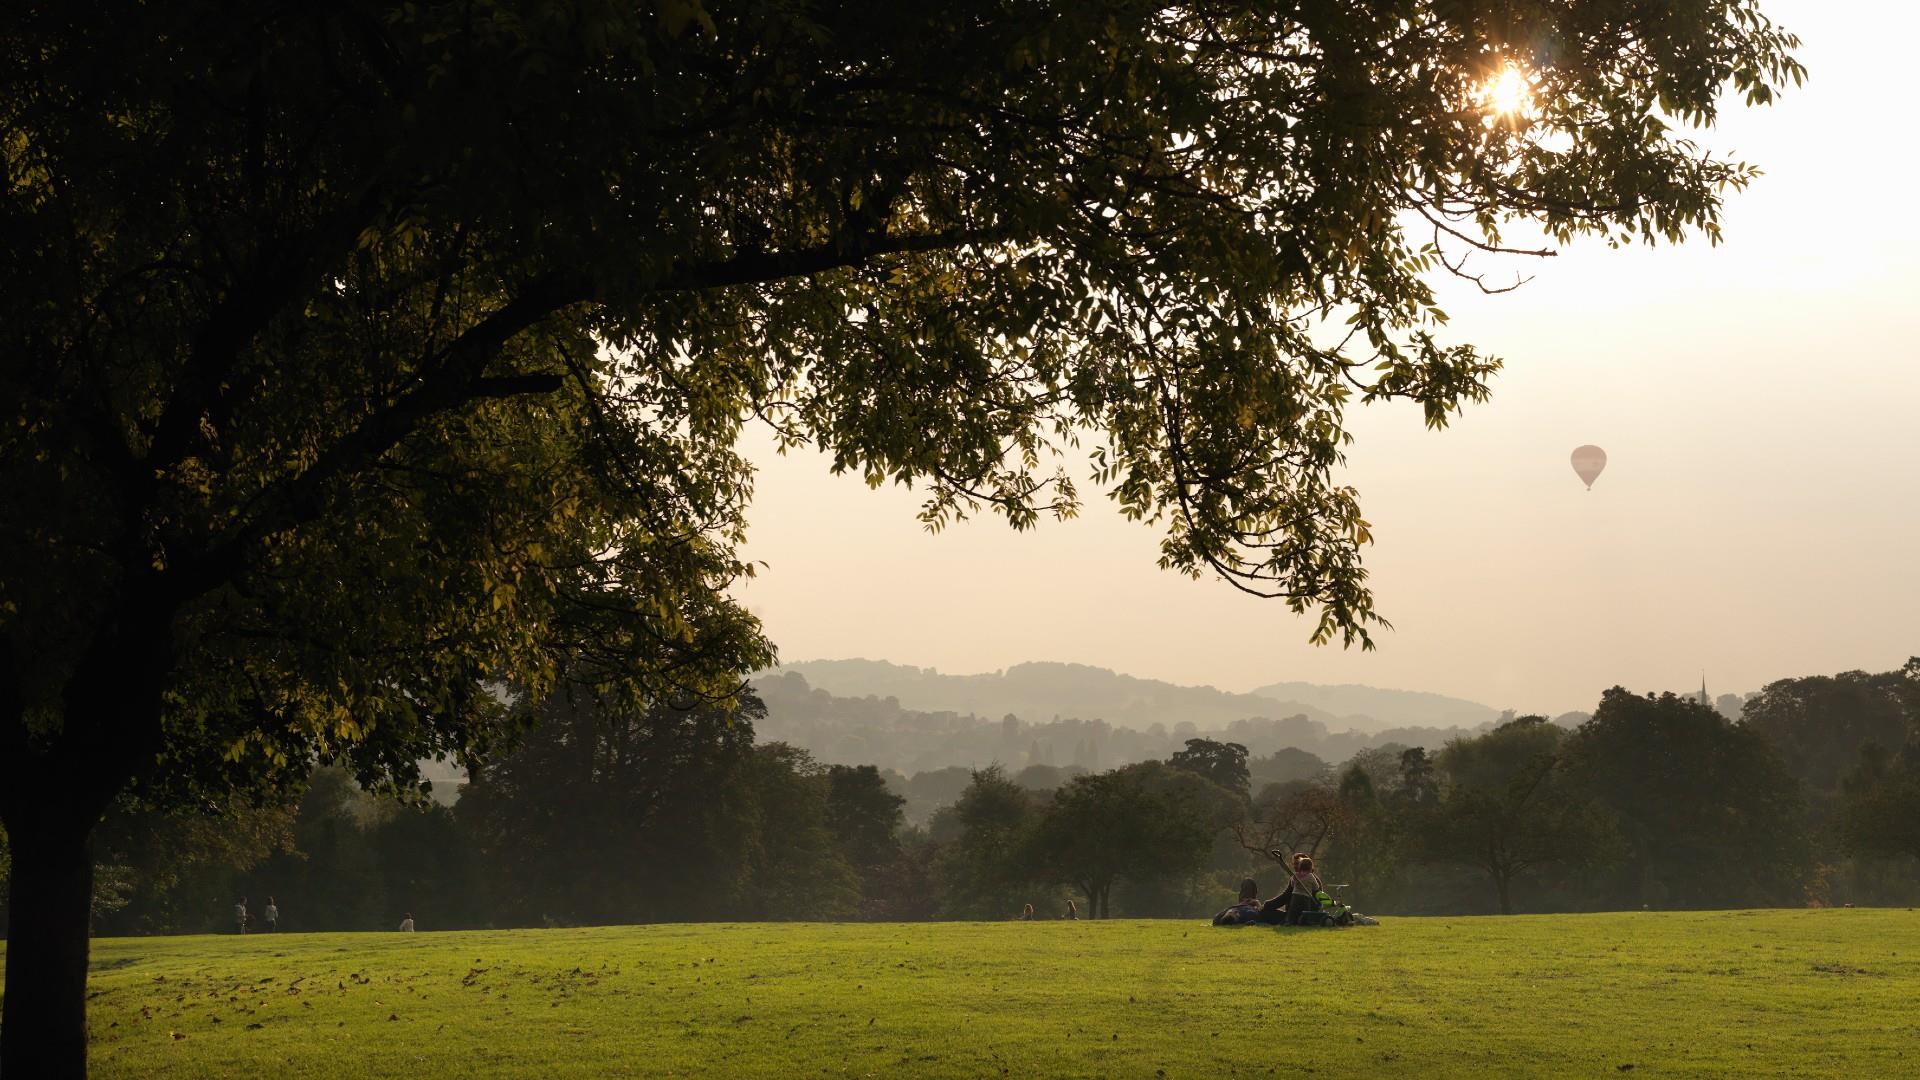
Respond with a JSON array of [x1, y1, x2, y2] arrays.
[[1570, 445, 1607, 490]]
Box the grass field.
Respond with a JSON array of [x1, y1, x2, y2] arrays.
[[12, 910, 1920, 1078]]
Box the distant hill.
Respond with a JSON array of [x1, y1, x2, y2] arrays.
[[750, 666, 1501, 817], [775, 658, 1504, 735], [1246, 681, 1501, 732], [772, 658, 1349, 732]]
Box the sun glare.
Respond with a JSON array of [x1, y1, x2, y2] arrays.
[[1482, 64, 1532, 117]]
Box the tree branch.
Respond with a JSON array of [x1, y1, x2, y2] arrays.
[[656, 225, 1017, 292], [143, 202, 382, 474], [167, 272, 594, 602]]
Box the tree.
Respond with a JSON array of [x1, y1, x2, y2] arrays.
[[1013, 764, 1085, 792], [1564, 690, 1813, 909], [935, 767, 1042, 919], [1839, 744, 1920, 868], [1412, 717, 1616, 914], [825, 764, 907, 913], [1168, 738, 1252, 800], [1248, 748, 1330, 792], [1741, 662, 1919, 816], [1, 2, 1803, 1070], [1028, 763, 1221, 917], [1238, 779, 1350, 865], [1316, 762, 1411, 911], [457, 689, 764, 926], [900, 766, 975, 825], [89, 800, 298, 935], [732, 744, 864, 921], [1397, 748, 1440, 809]]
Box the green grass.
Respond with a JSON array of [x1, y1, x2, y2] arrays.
[[13, 910, 1920, 1077]]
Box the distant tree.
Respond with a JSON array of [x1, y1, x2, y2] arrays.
[[458, 689, 763, 925], [733, 745, 863, 921], [1248, 748, 1330, 791], [935, 767, 1042, 919], [1839, 744, 1920, 866], [1564, 690, 1813, 909], [1168, 739, 1252, 799], [902, 767, 976, 824], [1339, 744, 1414, 801], [1337, 763, 1376, 805], [1027, 763, 1219, 918], [364, 800, 484, 931], [1013, 764, 1082, 792], [1321, 762, 1411, 908], [1411, 718, 1617, 914], [81, 800, 296, 936], [826, 764, 908, 912], [1742, 662, 1918, 814], [268, 768, 390, 931], [1397, 748, 1440, 808], [1239, 780, 1349, 862], [863, 828, 945, 922]]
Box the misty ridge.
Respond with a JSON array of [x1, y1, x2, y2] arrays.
[[751, 659, 1699, 820]]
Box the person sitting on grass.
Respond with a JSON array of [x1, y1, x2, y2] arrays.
[[1254, 851, 1327, 925], [1212, 878, 1266, 926], [398, 913, 415, 932], [1065, 899, 1078, 920], [1284, 854, 1325, 925], [1020, 903, 1035, 920]]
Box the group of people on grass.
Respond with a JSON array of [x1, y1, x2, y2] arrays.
[[1017, 900, 1080, 920], [231, 896, 279, 934], [1007, 853, 1336, 925], [232, 896, 416, 933], [1212, 852, 1342, 927]]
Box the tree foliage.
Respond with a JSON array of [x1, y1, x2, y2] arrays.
[[1168, 738, 1252, 799], [1411, 717, 1616, 914], [1027, 763, 1224, 918], [1742, 662, 1920, 809], [934, 767, 1045, 919], [457, 688, 765, 924], [1564, 690, 1812, 909], [1840, 744, 1920, 865]]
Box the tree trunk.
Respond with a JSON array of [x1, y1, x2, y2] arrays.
[[1, 809, 96, 1080], [1494, 872, 1513, 916]]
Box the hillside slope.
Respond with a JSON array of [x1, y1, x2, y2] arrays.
[[776, 658, 1500, 734]]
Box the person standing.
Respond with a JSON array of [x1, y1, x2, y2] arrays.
[[234, 897, 249, 935], [263, 897, 279, 932], [398, 913, 415, 932]]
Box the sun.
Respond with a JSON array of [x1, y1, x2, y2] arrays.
[[1482, 64, 1532, 117]]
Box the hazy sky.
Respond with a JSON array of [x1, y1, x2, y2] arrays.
[[735, 0, 1919, 717]]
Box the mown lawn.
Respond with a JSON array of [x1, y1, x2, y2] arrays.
[[11, 909, 1919, 1078]]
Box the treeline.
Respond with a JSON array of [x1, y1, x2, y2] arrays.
[[1281, 667, 1920, 913], [929, 670, 1920, 917], [5, 662, 1917, 933], [45, 692, 934, 933]]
